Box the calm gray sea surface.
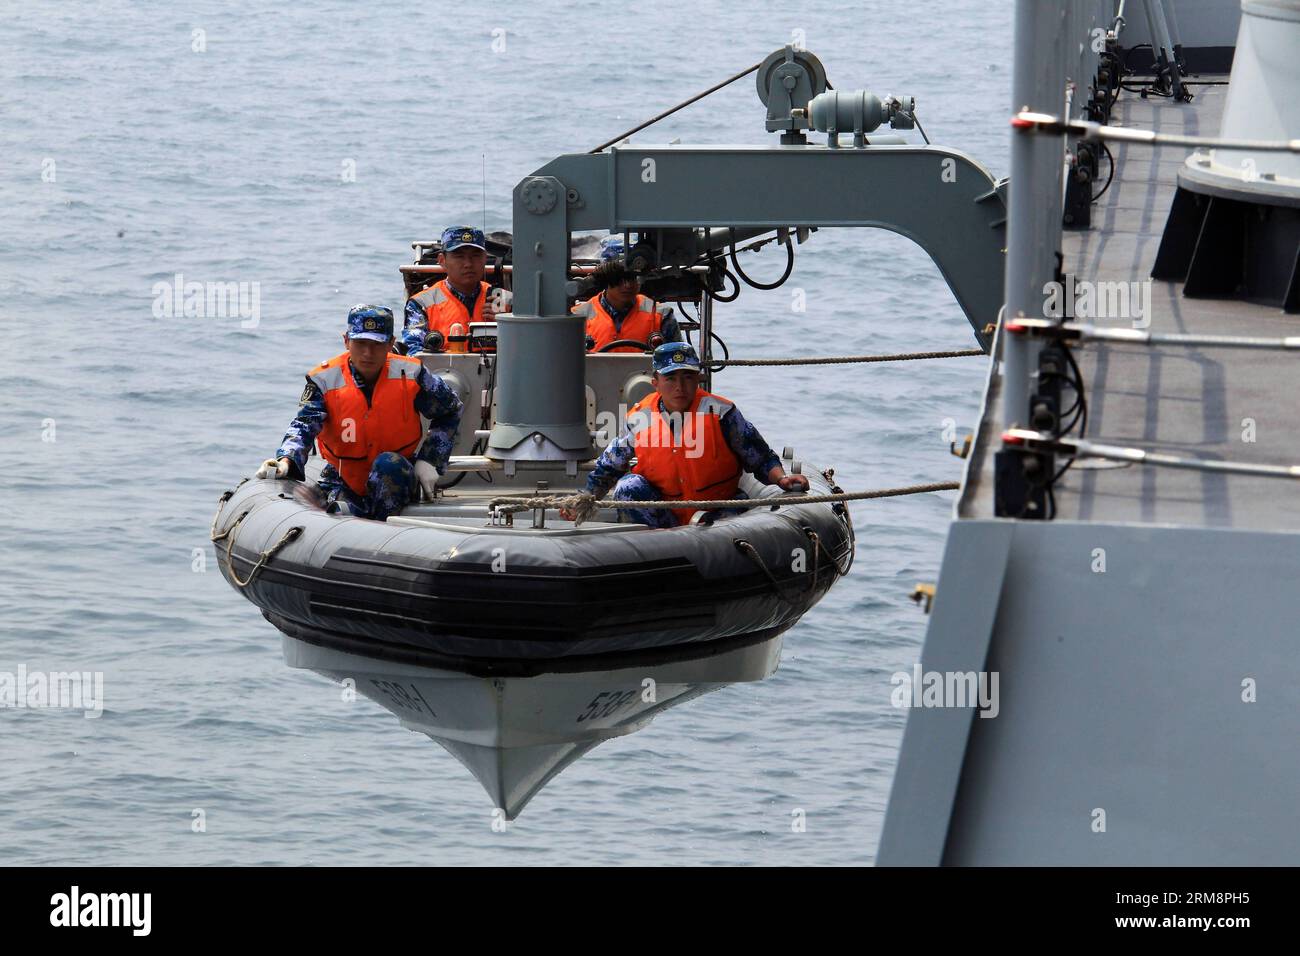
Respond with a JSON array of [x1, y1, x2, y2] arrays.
[[0, 1, 1010, 865]]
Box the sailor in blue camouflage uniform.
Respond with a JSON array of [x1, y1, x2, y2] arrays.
[[256, 305, 464, 521], [576, 238, 682, 352], [402, 226, 510, 355], [573, 343, 809, 528]]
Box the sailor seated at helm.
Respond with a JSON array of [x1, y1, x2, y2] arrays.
[[256, 305, 464, 521], [572, 238, 680, 353], [564, 342, 809, 528], [402, 226, 511, 354]]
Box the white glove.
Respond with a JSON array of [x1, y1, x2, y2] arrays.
[[256, 457, 291, 480], [415, 460, 439, 500]]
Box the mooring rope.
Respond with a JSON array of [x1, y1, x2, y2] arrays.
[[488, 481, 959, 526], [210, 490, 236, 540], [226, 525, 304, 588], [803, 527, 843, 579], [713, 349, 985, 367], [734, 539, 808, 605]]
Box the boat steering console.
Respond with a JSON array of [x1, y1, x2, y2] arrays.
[[593, 332, 665, 354]]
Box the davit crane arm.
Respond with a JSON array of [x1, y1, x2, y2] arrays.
[[488, 46, 1007, 468]]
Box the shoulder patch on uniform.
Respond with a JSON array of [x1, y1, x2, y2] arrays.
[[299, 382, 315, 405]]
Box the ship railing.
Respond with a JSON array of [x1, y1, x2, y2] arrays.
[[995, 0, 1288, 518], [1006, 319, 1300, 351], [1004, 430, 1300, 482]]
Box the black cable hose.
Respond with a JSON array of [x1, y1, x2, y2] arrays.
[[1037, 364, 1088, 436], [1091, 142, 1116, 202], [705, 329, 731, 372], [691, 232, 779, 268], [438, 453, 470, 489], [1061, 398, 1085, 435], [1039, 371, 1083, 422], [1062, 343, 1088, 438], [729, 238, 795, 291], [1050, 455, 1076, 487], [1048, 344, 1089, 486], [1117, 42, 1182, 98], [704, 259, 741, 302], [1122, 82, 1173, 97], [1122, 43, 1152, 72], [901, 111, 930, 145], [1042, 400, 1083, 484], [681, 299, 730, 375]]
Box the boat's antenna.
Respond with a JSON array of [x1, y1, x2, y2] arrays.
[[481, 153, 486, 232]]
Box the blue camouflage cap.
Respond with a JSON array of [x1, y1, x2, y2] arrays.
[[598, 235, 624, 261], [442, 225, 487, 253], [653, 342, 702, 374], [346, 304, 394, 342]]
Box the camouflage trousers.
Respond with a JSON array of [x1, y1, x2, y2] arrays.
[[610, 473, 745, 529], [317, 453, 417, 521]]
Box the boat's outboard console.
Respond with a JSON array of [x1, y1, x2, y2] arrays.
[[414, 349, 661, 487]]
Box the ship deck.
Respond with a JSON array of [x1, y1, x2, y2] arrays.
[[960, 79, 1300, 531]]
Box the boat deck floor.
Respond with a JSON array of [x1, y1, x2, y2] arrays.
[[961, 80, 1300, 531]]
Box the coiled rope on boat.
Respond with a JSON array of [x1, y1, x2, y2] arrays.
[[210, 484, 303, 588]]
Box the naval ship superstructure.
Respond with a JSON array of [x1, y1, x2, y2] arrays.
[[879, 0, 1300, 865]]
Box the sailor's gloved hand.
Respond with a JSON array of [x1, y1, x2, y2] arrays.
[[776, 474, 810, 493], [415, 461, 440, 501], [256, 457, 292, 480]]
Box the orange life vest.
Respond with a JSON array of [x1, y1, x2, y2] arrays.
[[407, 279, 489, 341], [574, 294, 667, 352], [308, 352, 424, 496], [628, 390, 742, 525]]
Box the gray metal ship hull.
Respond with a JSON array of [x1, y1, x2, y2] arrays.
[[880, 0, 1300, 866], [879, 519, 1300, 865]]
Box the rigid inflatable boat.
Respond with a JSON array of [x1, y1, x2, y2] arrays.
[[212, 263, 854, 812], [213, 441, 853, 677]]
